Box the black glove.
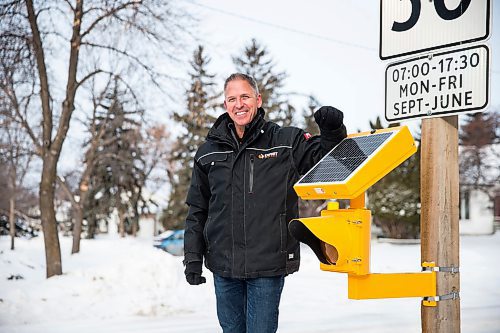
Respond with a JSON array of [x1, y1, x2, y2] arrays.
[[184, 260, 206, 285], [314, 106, 343, 130]]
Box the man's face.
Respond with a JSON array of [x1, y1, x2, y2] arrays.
[[224, 79, 262, 130]]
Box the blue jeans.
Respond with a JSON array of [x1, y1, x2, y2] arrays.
[[213, 274, 285, 333]]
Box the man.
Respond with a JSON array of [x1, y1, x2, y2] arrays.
[[183, 73, 346, 333]]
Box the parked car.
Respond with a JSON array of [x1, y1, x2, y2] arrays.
[[154, 229, 184, 256]]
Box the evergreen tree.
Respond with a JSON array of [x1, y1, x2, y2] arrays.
[[84, 80, 146, 237], [366, 117, 421, 239], [460, 111, 498, 147], [302, 95, 321, 135], [298, 95, 328, 217], [161, 46, 220, 230], [232, 39, 294, 126]]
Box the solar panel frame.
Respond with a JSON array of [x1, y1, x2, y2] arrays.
[[297, 131, 396, 185]]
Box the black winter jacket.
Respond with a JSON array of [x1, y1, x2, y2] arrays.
[[184, 108, 346, 279]]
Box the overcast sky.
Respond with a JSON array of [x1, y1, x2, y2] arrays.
[[180, 0, 499, 133]]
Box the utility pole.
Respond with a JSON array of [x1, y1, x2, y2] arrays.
[[420, 116, 460, 332]]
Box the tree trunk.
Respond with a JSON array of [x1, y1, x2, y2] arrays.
[[118, 209, 125, 238], [40, 156, 62, 277], [71, 182, 89, 253], [56, 176, 83, 254], [71, 207, 83, 254], [9, 198, 15, 250], [87, 216, 97, 238], [132, 219, 137, 237]]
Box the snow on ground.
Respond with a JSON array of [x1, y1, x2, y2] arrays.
[[1, 232, 499, 333]]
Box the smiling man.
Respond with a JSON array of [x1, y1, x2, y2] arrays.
[[183, 73, 347, 333], [223, 76, 262, 139]]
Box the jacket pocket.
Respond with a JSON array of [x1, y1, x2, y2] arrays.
[[249, 154, 255, 194], [199, 152, 229, 166]]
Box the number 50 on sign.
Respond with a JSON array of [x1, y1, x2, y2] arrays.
[[380, 0, 490, 59]]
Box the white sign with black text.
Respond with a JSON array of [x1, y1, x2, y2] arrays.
[[385, 45, 489, 122], [380, 0, 490, 59]]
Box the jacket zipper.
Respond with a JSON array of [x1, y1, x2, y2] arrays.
[[249, 154, 255, 194]]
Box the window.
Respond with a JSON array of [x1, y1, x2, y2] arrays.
[[459, 189, 470, 220]]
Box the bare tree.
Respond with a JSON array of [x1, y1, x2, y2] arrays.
[[142, 124, 171, 196], [0, 0, 191, 277], [139, 123, 172, 222], [0, 26, 37, 250], [55, 75, 115, 253], [0, 118, 35, 249], [56, 76, 173, 250], [459, 110, 500, 196]]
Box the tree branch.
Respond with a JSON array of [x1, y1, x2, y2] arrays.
[[0, 81, 42, 154], [80, 1, 143, 39], [80, 41, 156, 78], [56, 175, 78, 207], [52, 0, 84, 153], [75, 68, 104, 90], [26, 0, 52, 153]]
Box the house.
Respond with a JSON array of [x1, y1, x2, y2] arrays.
[[459, 187, 498, 235], [459, 144, 499, 235], [137, 212, 163, 240]]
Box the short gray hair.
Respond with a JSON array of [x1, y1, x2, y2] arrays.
[[224, 73, 259, 95]]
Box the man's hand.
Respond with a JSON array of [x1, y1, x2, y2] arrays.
[[184, 261, 206, 285], [314, 106, 343, 130]]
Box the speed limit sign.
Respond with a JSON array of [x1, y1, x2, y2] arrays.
[[380, 0, 491, 59]]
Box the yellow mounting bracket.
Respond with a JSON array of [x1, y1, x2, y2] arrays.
[[290, 126, 442, 306], [346, 262, 437, 307]]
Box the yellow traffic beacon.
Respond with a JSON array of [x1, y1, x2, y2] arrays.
[[289, 126, 437, 305]]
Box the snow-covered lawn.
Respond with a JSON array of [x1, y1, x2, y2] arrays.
[[1, 232, 499, 332]]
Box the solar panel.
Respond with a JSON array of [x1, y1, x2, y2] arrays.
[[298, 132, 392, 184], [293, 126, 417, 199]]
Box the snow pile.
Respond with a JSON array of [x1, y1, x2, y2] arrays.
[[0, 235, 214, 326]]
